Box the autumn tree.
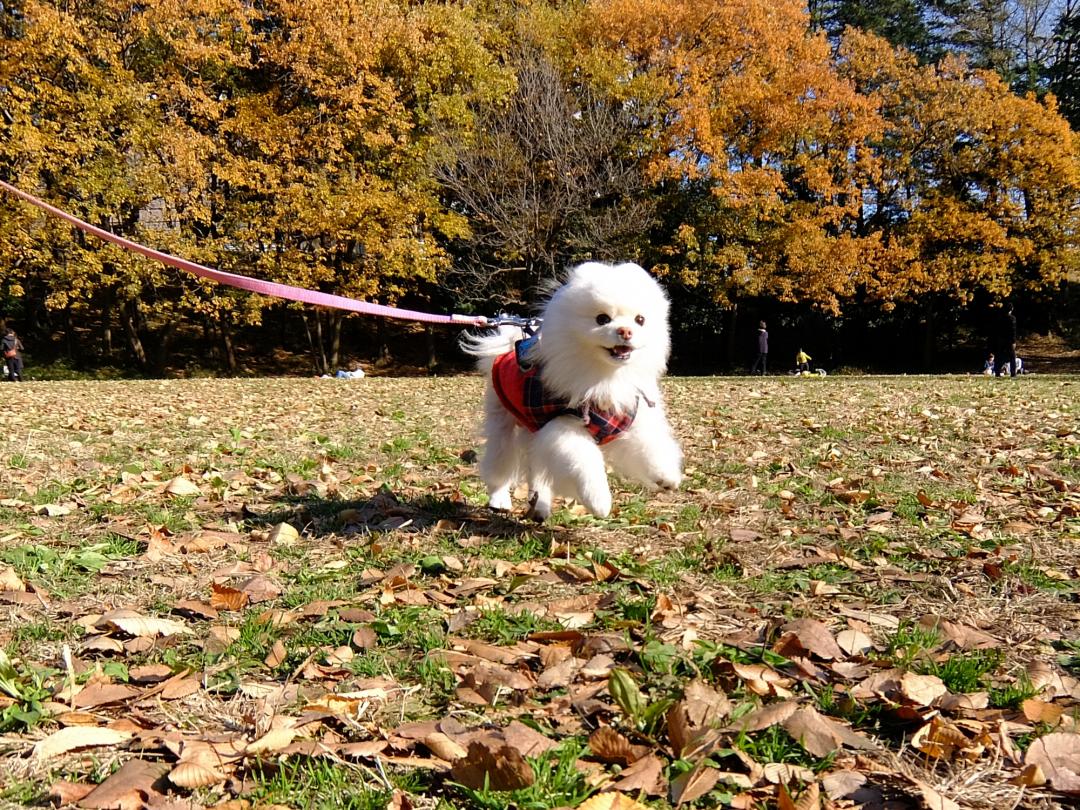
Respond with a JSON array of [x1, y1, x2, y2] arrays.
[[433, 42, 656, 306], [841, 29, 1079, 306], [577, 0, 883, 317], [0, 0, 509, 373]]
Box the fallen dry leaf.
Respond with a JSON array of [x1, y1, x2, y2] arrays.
[[78, 759, 171, 809], [589, 726, 636, 765], [32, 726, 132, 761], [450, 740, 535, 791], [670, 761, 721, 806], [609, 753, 667, 797], [577, 792, 651, 810], [1025, 733, 1080, 794]]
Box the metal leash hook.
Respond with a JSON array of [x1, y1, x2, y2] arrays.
[[480, 314, 543, 336]]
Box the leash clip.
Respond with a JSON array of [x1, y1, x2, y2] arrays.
[[483, 314, 543, 336]]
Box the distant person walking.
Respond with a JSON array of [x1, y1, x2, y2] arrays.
[[997, 304, 1017, 378], [750, 321, 769, 375], [2, 328, 24, 381]]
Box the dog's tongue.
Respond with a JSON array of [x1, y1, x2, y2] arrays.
[[610, 345, 633, 359]]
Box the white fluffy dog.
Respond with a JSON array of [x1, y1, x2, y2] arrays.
[[463, 262, 683, 521]]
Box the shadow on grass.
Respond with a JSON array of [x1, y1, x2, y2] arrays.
[[242, 485, 552, 547]]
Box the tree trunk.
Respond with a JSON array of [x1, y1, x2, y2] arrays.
[[301, 311, 330, 374], [218, 317, 237, 372], [121, 300, 149, 369], [153, 322, 175, 376], [919, 300, 936, 370], [329, 311, 342, 372], [100, 288, 115, 358], [63, 305, 76, 362], [723, 304, 739, 371], [426, 324, 438, 372]]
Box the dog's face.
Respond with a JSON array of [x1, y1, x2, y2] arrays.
[[539, 262, 671, 380]]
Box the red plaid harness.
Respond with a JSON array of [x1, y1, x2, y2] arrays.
[[491, 349, 643, 445]]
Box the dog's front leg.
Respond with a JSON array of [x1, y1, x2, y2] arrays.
[[531, 417, 612, 518], [605, 408, 683, 491], [479, 389, 524, 511]]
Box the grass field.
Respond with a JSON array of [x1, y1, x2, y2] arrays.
[[0, 374, 1078, 810]]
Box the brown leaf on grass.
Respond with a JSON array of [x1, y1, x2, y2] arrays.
[[918, 616, 998, 650], [0, 565, 24, 590], [589, 726, 636, 765], [911, 717, 976, 760], [668, 679, 731, 759], [914, 780, 961, 810], [503, 721, 559, 757], [450, 740, 535, 791], [835, 629, 873, 656], [778, 781, 820, 810], [779, 619, 844, 660], [730, 527, 761, 543], [730, 663, 795, 697], [128, 664, 173, 684], [1022, 698, 1064, 725], [164, 476, 201, 497], [205, 625, 241, 654], [1026, 661, 1080, 698], [352, 625, 377, 649], [245, 727, 297, 755], [168, 760, 227, 788], [94, 609, 190, 638], [537, 655, 579, 689], [609, 753, 667, 796], [782, 706, 877, 757], [763, 762, 816, 784], [1025, 733, 1080, 794], [899, 672, 948, 706], [32, 726, 132, 760], [211, 582, 249, 611], [577, 792, 651, 810], [78, 759, 170, 809], [821, 770, 867, 801], [732, 700, 798, 732], [683, 679, 732, 726], [238, 574, 282, 603], [264, 639, 287, 668], [53, 711, 101, 727], [670, 762, 721, 806], [160, 677, 200, 700], [48, 782, 94, 805], [72, 682, 142, 709], [425, 732, 467, 762], [1010, 763, 1047, 787]]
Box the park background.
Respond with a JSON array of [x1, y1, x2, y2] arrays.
[[2, 0, 1080, 377]]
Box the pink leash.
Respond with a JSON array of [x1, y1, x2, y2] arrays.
[[0, 179, 489, 327]]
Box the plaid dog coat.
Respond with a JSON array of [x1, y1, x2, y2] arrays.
[[491, 346, 638, 445]]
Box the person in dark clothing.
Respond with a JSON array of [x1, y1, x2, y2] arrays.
[[750, 321, 769, 375], [2, 328, 24, 381], [996, 304, 1017, 378]]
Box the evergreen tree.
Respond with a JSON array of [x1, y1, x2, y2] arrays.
[[1047, 1, 1080, 127]]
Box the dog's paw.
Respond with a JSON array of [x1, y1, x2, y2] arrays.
[[580, 487, 612, 518], [487, 491, 513, 512], [525, 492, 551, 523], [654, 473, 682, 492]]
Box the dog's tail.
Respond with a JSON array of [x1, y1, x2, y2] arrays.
[[460, 325, 522, 373]]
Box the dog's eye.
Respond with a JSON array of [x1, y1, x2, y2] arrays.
[[635, 315, 645, 326], [595, 314, 611, 325]]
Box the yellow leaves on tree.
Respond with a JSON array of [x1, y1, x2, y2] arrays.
[[578, 0, 884, 312], [841, 30, 1080, 305]]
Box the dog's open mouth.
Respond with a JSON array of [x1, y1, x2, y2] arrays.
[[607, 345, 633, 361]]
